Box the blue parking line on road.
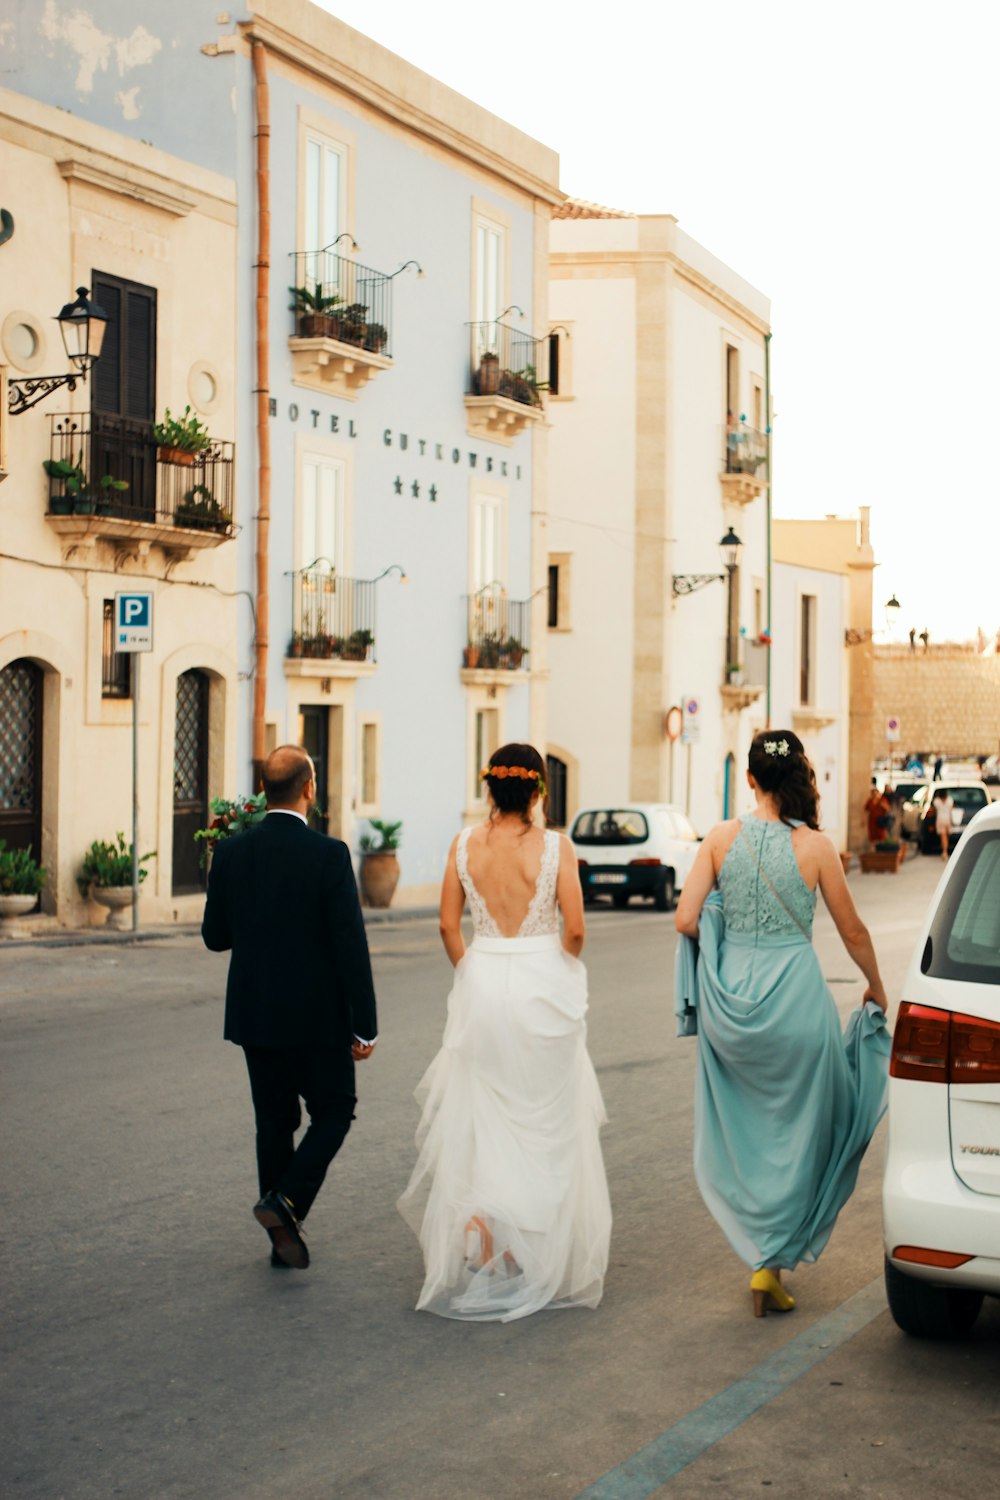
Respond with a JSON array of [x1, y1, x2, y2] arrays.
[[575, 1276, 886, 1499]]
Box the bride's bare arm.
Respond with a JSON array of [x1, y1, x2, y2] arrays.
[[815, 835, 888, 1010], [439, 836, 466, 967], [557, 835, 586, 956]]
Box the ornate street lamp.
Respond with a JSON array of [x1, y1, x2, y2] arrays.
[[672, 527, 744, 597], [8, 287, 109, 415]]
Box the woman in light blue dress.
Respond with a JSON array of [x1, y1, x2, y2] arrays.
[[674, 730, 891, 1317]]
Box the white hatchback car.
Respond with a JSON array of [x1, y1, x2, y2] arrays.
[[883, 798, 1000, 1337], [570, 803, 700, 911]]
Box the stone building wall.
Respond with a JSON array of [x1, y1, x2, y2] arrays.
[[872, 646, 1000, 760]]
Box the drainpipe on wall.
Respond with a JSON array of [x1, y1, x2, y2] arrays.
[[764, 330, 772, 730], [252, 39, 271, 783]]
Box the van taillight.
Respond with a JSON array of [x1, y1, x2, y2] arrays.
[[951, 1012, 1000, 1085], [890, 1002, 949, 1083], [890, 1003, 1000, 1085]]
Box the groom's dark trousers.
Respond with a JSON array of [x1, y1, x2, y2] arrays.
[[202, 811, 377, 1220]]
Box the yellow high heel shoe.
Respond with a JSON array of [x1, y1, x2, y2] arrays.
[[750, 1269, 795, 1318]]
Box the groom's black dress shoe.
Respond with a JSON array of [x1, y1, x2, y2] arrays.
[[270, 1246, 292, 1269], [254, 1191, 309, 1269]]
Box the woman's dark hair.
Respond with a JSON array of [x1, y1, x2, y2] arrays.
[[482, 742, 546, 825], [747, 730, 821, 830]]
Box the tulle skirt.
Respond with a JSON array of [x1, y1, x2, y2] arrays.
[[398, 933, 612, 1321]]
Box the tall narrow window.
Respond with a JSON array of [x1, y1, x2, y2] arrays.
[[91, 270, 157, 519], [547, 553, 571, 630], [472, 494, 504, 594], [546, 754, 568, 828], [300, 453, 344, 572], [548, 331, 561, 397], [548, 564, 560, 629], [359, 719, 380, 811], [102, 600, 131, 699], [800, 594, 817, 705], [304, 132, 345, 283], [474, 211, 506, 359], [725, 344, 740, 422], [474, 708, 499, 802], [752, 382, 763, 432]]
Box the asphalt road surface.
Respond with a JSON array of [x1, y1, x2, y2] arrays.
[[2, 852, 998, 1499]]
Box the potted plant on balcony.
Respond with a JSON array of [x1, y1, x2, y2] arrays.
[[288, 284, 342, 338], [476, 350, 500, 395], [43, 456, 129, 516], [0, 841, 46, 921], [287, 631, 305, 659], [462, 639, 481, 669], [77, 833, 156, 928], [364, 321, 388, 354], [479, 633, 502, 669], [501, 635, 529, 670], [176, 483, 227, 532], [725, 662, 745, 687], [358, 819, 402, 908], [337, 303, 368, 346], [154, 406, 212, 467], [342, 628, 374, 662]]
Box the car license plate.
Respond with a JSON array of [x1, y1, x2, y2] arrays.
[[591, 872, 627, 884]]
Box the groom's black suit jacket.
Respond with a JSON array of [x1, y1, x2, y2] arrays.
[[201, 812, 377, 1050]]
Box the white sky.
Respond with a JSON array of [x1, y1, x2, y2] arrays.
[[318, 0, 999, 645]]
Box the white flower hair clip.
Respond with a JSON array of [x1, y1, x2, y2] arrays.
[[764, 739, 790, 757]]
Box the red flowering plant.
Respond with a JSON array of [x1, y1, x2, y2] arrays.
[[195, 793, 268, 865]]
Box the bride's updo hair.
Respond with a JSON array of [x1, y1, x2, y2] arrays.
[[747, 729, 821, 830], [482, 742, 546, 826]]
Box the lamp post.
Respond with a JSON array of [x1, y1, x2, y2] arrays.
[[720, 527, 743, 679], [8, 286, 108, 415]]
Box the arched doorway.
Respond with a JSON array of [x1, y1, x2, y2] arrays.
[[546, 753, 568, 828], [172, 669, 209, 894], [722, 752, 736, 820], [0, 659, 44, 861]]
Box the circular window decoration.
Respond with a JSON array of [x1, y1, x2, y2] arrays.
[[188, 361, 221, 415], [2, 311, 46, 372]]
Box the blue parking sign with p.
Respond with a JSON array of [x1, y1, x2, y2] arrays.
[[115, 592, 153, 652]]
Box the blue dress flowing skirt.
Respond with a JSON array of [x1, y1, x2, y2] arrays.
[[677, 892, 891, 1271]]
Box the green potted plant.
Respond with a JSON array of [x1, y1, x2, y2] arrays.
[[342, 628, 374, 661], [288, 284, 342, 338], [725, 661, 744, 686], [501, 635, 529, 671], [364, 321, 388, 354], [153, 405, 212, 467], [43, 455, 129, 516], [337, 303, 368, 346], [479, 633, 501, 669], [287, 631, 305, 659], [462, 639, 481, 669], [476, 350, 500, 395], [0, 840, 46, 919], [358, 819, 402, 908], [176, 483, 226, 531], [78, 833, 156, 928], [517, 363, 549, 407]]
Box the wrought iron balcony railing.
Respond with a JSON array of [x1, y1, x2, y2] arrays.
[[289, 249, 393, 357], [468, 320, 549, 408], [288, 569, 377, 664], [463, 588, 531, 671], [724, 638, 769, 689], [47, 413, 234, 534], [723, 421, 767, 478]]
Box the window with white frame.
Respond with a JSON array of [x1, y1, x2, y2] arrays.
[[799, 593, 817, 705], [474, 708, 499, 803], [471, 493, 505, 594], [300, 452, 345, 573], [304, 133, 345, 252], [358, 717, 380, 813], [473, 206, 507, 359]]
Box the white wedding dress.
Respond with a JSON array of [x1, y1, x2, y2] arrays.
[[398, 827, 612, 1321]]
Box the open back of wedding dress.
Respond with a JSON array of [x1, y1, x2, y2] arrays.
[[398, 828, 612, 1321]]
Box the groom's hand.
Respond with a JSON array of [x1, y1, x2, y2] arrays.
[[352, 1038, 376, 1061]]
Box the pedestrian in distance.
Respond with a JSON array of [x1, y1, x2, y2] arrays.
[[398, 742, 611, 1321], [202, 745, 377, 1270], [863, 777, 891, 847], [931, 785, 956, 862], [674, 730, 891, 1319]]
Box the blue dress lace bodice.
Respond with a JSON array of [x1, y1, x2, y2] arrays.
[[717, 816, 817, 940]]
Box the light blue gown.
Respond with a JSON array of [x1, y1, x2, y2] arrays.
[[675, 816, 891, 1272]]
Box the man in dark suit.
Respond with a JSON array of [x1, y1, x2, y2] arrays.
[[202, 745, 377, 1269]]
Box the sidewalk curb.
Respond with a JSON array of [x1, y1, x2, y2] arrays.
[[0, 904, 440, 951]]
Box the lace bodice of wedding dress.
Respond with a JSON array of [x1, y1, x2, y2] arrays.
[[456, 826, 560, 938]]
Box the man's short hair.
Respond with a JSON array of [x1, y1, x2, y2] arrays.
[[262, 746, 313, 806]]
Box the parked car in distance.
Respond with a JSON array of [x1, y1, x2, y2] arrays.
[[883, 798, 1000, 1337], [570, 803, 700, 910], [888, 779, 929, 839], [918, 782, 992, 854]]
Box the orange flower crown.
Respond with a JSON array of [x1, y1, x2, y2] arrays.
[[481, 764, 543, 786]]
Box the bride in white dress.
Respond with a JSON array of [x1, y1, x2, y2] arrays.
[[398, 743, 612, 1321]]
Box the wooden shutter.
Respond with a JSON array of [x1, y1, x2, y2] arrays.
[[91, 272, 156, 422]]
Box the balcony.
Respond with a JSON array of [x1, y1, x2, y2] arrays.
[[285, 569, 377, 679], [721, 638, 768, 712], [465, 321, 548, 445], [721, 422, 767, 506], [461, 588, 531, 686], [45, 413, 234, 559], [288, 249, 393, 398]]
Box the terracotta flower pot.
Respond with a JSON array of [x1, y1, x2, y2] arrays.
[[158, 446, 196, 467], [859, 848, 904, 874], [477, 356, 500, 395], [360, 852, 400, 909]]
